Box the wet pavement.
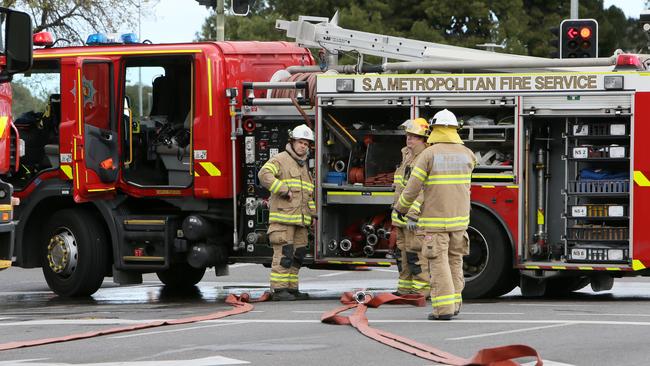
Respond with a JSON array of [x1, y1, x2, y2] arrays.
[[1, 266, 650, 365]]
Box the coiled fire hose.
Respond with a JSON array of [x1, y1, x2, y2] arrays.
[[322, 292, 543, 366], [0, 292, 270, 351]]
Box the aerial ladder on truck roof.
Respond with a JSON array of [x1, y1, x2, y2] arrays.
[[275, 13, 638, 73]]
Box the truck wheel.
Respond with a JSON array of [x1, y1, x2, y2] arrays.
[[42, 209, 108, 297], [156, 263, 205, 288], [544, 276, 590, 297], [462, 209, 514, 299]]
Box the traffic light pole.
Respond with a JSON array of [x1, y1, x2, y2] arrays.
[[216, 0, 224, 41], [571, 0, 579, 19]]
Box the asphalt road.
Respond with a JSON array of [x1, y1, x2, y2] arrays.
[[1, 265, 650, 365]]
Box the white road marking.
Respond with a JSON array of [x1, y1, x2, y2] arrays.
[[229, 263, 258, 269], [0, 356, 248, 365], [370, 268, 398, 273], [556, 312, 650, 317], [317, 272, 347, 277], [292, 311, 326, 313], [447, 323, 573, 341], [110, 322, 247, 339], [459, 312, 525, 315], [511, 303, 599, 307]]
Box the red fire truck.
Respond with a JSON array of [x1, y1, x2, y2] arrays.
[[0, 7, 33, 271], [6, 17, 650, 298]]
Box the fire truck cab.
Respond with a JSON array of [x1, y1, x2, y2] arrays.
[[0, 7, 33, 271], [8, 38, 313, 295]]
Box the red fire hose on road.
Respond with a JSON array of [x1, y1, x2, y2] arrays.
[[322, 292, 543, 366], [0, 292, 270, 352]]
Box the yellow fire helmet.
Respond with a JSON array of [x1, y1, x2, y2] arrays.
[[400, 118, 430, 137]]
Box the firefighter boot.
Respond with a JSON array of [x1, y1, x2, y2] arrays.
[[288, 288, 310, 300], [272, 288, 297, 301], [427, 313, 453, 321]]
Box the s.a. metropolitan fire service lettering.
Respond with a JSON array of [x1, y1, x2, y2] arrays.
[[361, 74, 598, 92]]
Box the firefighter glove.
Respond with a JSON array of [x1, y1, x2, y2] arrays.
[[406, 218, 418, 231]]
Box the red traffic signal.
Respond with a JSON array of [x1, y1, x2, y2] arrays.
[[560, 19, 598, 58]]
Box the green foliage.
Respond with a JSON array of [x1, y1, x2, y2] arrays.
[[197, 0, 646, 58], [11, 81, 47, 118]]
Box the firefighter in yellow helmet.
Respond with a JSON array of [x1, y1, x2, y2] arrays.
[[393, 109, 476, 320], [258, 124, 316, 301], [391, 118, 430, 296]]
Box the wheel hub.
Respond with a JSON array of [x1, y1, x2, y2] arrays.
[[463, 225, 489, 281], [47, 230, 78, 276]]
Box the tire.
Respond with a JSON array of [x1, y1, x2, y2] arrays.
[[42, 208, 108, 297], [544, 276, 590, 297], [462, 209, 514, 299], [156, 262, 206, 288]]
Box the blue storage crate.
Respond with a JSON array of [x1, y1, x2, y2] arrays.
[[326, 172, 347, 185]]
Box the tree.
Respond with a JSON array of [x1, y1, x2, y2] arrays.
[[11, 81, 46, 117], [196, 0, 646, 58], [0, 0, 155, 44]]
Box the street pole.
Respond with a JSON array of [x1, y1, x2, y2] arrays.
[[138, 0, 143, 117], [216, 0, 224, 41], [570, 0, 578, 19]]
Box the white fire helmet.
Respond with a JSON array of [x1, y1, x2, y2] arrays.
[[429, 109, 459, 127], [290, 124, 314, 141]]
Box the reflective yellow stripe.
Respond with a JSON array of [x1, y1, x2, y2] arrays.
[[398, 194, 413, 208], [412, 280, 430, 289], [60, 165, 73, 180], [418, 216, 470, 228], [432, 299, 457, 307], [391, 211, 406, 225], [0, 116, 7, 136], [432, 294, 457, 307], [269, 179, 282, 194], [393, 174, 405, 187], [35, 49, 202, 59], [425, 173, 472, 185], [634, 171, 650, 186], [0, 260, 11, 269], [633, 259, 647, 271], [207, 56, 213, 116], [412, 167, 427, 182], [472, 174, 515, 180], [269, 212, 311, 225], [199, 162, 221, 176], [308, 201, 316, 209], [262, 162, 278, 175]]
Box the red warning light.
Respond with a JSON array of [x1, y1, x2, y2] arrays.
[[579, 27, 592, 39]]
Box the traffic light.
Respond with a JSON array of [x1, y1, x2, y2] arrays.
[[231, 0, 251, 16], [560, 19, 598, 58]]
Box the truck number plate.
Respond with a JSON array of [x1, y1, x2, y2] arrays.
[[571, 206, 587, 217], [572, 147, 588, 159], [571, 248, 587, 260]]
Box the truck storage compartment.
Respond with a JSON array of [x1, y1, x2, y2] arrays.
[[520, 100, 632, 264]]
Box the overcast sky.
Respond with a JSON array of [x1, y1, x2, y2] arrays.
[[137, 0, 644, 44]]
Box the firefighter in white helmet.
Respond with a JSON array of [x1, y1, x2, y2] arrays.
[[393, 109, 476, 320], [391, 118, 430, 297], [258, 124, 316, 301]]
